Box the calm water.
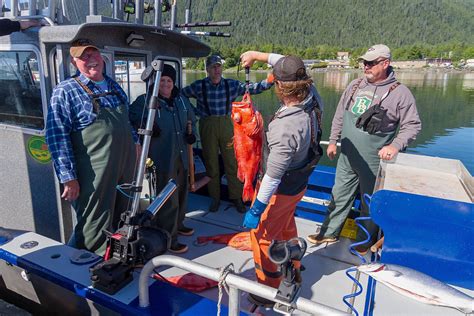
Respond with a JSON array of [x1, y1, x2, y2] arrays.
[[181, 70, 474, 173]]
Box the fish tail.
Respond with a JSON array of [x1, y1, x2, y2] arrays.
[[242, 184, 254, 202]]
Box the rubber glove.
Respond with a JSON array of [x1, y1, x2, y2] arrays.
[[243, 199, 267, 229]]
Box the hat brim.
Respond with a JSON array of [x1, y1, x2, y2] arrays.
[[358, 53, 378, 61], [70, 45, 99, 58], [206, 61, 223, 67]]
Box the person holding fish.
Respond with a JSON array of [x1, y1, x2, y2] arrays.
[[181, 55, 273, 213], [240, 51, 323, 306], [306, 44, 421, 254], [129, 64, 197, 254]]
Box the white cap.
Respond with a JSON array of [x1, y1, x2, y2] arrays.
[[359, 44, 391, 61]]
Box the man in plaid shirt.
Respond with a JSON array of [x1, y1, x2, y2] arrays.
[[45, 39, 139, 255], [182, 55, 273, 213]]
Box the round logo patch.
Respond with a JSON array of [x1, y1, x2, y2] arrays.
[[27, 136, 51, 164]]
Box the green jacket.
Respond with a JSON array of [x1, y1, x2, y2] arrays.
[[130, 93, 196, 173]]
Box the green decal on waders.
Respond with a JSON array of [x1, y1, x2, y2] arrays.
[[351, 96, 372, 116], [27, 136, 51, 164]]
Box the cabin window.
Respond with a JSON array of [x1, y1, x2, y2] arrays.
[[0, 51, 44, 129], [114, 54, 147, 104]]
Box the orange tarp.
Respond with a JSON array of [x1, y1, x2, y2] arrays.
[[153, 272, 218, 292], [196, 231, 252, 251]]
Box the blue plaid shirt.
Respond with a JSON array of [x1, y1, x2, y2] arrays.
[[45, 73, 138, 183], [181, 77, 273, 117]]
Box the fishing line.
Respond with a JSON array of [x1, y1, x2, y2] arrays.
[[116, 184, 156, 200]]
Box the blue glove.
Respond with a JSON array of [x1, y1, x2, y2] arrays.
[[243, 199, 267, 229]]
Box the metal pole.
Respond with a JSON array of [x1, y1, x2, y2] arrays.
[[228, 286, 240, 316], [138, 255, 349, 315], [135, 0, 144, 24], [28, 0, 37, 16], [113, 0, 120, 19], [11, 0, 19, 17], [47, 0, 56, 20], [127, 60, 164, 238], [184, 0, 191, 31], [89, 0, 97, 15], [347, 270, 361, 313], [154, 0, 161, 27], [169, 0, 176, 30]]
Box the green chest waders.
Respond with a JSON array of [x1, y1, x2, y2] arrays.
[[320, 111, 395, 244], [70, 104, 136, 255]]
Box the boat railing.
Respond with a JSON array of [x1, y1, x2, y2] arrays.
[[139, 255, 349, 316]]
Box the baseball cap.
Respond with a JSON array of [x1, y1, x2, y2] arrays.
[[70, 39, 99, 58], [273, 55, 309, 82], [205, 55, 223, 67], [359, 44, 391, 61]]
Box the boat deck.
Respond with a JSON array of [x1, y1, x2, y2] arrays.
[[157, 193, 473, 315], [1, 191, 472, 315]]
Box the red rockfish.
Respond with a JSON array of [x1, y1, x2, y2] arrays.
[[231, 93, 263, 202]]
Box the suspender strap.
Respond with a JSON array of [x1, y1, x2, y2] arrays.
[[345, 78, 364, 110], [370, 81, 401, 109], [378, 81, 401, 107], [74, 77, 101, 113], [224, 79, 230, 115], [201, 79, 210, 115], [201, 79, 231, 116], [73, 77, 125, 113]]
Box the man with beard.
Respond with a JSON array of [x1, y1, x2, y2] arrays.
[[307, 44, 421, 253]]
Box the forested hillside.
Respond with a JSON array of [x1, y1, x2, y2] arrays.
[[173, 0, 474, 67], [183, 0, 473, 49], [89, 0, 473, 66]]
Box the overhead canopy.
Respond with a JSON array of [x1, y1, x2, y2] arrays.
[[38, 23, 210, 58]]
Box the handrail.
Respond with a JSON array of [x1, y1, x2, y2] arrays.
[[139, 255, 349, 316]]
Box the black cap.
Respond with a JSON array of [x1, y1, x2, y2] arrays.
[[162, 64, 176, 83], [273, 56, 308, 82], [206, 55, 223, 67]]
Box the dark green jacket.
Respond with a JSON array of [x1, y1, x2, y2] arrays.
[[130, 94, 196, 173]]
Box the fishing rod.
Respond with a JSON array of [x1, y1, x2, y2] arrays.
[[180, 31, 231, 37], [184, 0, 191, 31], [245, 66, 250, 93], [164, 21, 232, 28]]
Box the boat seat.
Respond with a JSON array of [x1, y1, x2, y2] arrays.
[[370, 189, 474, 290]]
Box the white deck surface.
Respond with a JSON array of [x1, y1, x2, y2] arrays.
[[158, 193, 474, 315], [1, 193, 472, 315]]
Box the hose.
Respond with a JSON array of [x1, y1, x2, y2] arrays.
[[342, 215, 372, 315]]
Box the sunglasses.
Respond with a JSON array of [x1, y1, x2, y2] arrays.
[[363, 59, 386, 67]]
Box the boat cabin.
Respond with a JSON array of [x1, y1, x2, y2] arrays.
[[0, 3, 209, 243]]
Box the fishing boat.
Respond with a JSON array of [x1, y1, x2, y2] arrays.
[[0, 1, 473, 315]]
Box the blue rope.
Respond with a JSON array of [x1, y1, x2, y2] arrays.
[[342, 216, 372, 315]]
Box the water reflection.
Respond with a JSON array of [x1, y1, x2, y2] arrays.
[[179, 70, 474, 173], [462, 73, 474, 91], [320, 70, 355, 92]]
